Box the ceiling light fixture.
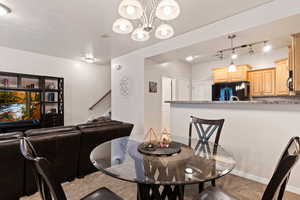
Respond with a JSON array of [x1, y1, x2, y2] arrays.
[[113, 0, 180, 42], [216, 35, 272, 62], [248, 44, 254, 55], [83, 56, 97, 64], [155, 24, 174, 39], [263, 42, 272, 53], [113, 18, 134, 34], [228, 35, 237, 72], [185, 56, 194, 62], [228, 61, 237, 73], [131, 27, 150, 41], [231, 49, 238, 60], [0, 3, 11, 16], [216, 51, 224, 60]]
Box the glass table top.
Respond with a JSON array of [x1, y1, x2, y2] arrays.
[[90, 136, 236, 185]]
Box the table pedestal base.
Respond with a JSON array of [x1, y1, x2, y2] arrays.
[[137, 184, 184, 200]]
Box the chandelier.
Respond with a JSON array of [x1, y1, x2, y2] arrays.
[[112, 0, 181, 42]]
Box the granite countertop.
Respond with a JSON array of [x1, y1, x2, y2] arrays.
[[165, 100, 300, 104]]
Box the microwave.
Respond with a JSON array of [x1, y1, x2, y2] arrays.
[[212, 81, 250, 101]]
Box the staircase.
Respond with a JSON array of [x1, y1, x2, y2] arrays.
[[88, 90, 111, 120]]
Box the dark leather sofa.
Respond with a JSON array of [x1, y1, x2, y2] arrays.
[[0, 120, 133, 199], [0, 132, 24, 200], [77, 121, 133, 177], [24, 126, 81, 195]]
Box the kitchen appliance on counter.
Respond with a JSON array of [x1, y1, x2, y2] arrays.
[[212, 81, 250, 101]]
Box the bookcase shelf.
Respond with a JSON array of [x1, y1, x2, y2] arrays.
[[0, 71, 64, 132]]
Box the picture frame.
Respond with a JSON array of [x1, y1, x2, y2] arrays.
[[149, 81, 158, 93]]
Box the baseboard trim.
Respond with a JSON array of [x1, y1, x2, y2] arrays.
[[232, 169, 300, 195]]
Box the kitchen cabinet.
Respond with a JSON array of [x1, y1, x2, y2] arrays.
[[212, 67, 228, 83], [292, 33, 300, 92], [249, 68, 275, 96], [213, 65, 251, 83], [249, 71, 262, 96], [275, 58, 289, 95]]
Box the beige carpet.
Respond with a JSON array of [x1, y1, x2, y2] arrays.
[[21, 173, 300, 200]]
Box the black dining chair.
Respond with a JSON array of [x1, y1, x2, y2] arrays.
[[19, 137, 123, 200], [194, 136, 300, 200], [189, 116, 225, 191]]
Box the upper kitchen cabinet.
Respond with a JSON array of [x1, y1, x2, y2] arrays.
[[292, 33, 300, 93], [213, 65, 251, 83], [228, 65, 252, 82], [249, 68, 276, 97], [212, 67, 228, 83], [275, 58, 289, 95]]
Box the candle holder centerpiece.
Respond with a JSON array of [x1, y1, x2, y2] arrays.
[[138, 128, 181, 156]]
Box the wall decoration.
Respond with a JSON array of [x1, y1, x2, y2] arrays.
[[120, 76, 130, 96], [149, 81, 157, 93]]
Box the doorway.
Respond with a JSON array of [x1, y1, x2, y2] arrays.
[[161, 77, 176, 132]]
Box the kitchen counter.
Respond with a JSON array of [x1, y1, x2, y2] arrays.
[[165, 100, 300, 104]]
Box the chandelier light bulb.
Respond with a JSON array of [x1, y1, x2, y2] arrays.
[[112, 18, 133, 34], [156, 0, 180, 21], [0, 3, 11, 16], [155, 24, 174, 39], [126, 5, 136, 15], [163, 6, 172, 16], [118, 0, 143, 20], [131, 28, 150, 42]]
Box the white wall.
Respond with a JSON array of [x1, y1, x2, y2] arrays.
[[170, 103, 300, 194], [144, 59, 192, 133], [191, 47, 288, 100], [112, 0, 300, 137], [0, 46, 111, 125], [111, 52, 145, 138]]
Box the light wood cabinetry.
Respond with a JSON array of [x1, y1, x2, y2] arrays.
[[249, 68, 275, 96], [275, 58, 289, 95], [292, 33, 300, 92], [213, 67, 228, 83], [249, 71, 263, 96], [213, 65, 251, 83]]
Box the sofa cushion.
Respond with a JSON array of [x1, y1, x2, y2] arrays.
[[25, 126, 77, 136]]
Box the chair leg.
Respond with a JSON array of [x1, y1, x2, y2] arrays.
[[211, 180, 216, 187], [198, 183, 204, 193]]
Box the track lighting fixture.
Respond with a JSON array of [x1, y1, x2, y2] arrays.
[[263, 42, 272, 53], [216, 35, 272, 65], [248, 44, 254, 55]]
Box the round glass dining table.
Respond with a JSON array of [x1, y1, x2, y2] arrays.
[[90, 136, 236, 200]]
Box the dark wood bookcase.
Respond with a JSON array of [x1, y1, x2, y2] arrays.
[[0, 71, 64, 132]]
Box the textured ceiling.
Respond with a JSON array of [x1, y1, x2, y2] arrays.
[[0, 0, 273, 64]]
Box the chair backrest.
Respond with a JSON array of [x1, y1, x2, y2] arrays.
[[20, 137, 67, 200], [189, 116, 225, 147], [261, 137, 300, 200]]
